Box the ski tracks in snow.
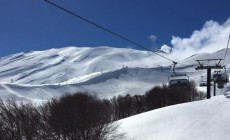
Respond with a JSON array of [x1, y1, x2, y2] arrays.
[[0, 84, 25, 99], [168, 108, 178, 140], [0, 84, 45, 103], [140, 118, 146, 139]]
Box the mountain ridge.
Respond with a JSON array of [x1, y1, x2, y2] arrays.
[[0, 46, 229, 102]]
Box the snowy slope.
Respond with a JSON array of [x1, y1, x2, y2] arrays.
[[119, 95, 230, 140], [0, 46, 229, 102], [0, 67, 173, 102], [0, 46, 168, 84]]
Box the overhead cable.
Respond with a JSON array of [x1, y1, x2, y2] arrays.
[[43, 0, 184, 65], [223, 34, 230, 65]]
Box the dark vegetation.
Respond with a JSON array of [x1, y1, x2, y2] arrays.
[[0, 93, 123, 140], [0, 81, 204, 140], [112, 81, 205, 120]]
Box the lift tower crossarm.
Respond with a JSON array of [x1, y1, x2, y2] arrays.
[[195, 59, 223, 70]]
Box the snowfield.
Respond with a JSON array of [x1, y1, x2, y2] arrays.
[[0, 46, 168, 85], [0, 46, 229, 102], [119, 95, 230, 140], [0, 46, 230, 139]]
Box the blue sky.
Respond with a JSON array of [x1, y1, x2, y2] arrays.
[[0, 0, 230, 57]]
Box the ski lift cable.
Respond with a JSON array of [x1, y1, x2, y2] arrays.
[[43, 0, 186, 66], [223, 34, 230, 65]]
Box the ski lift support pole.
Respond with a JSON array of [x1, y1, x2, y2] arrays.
[[213, 70, 221, 96], [172, 61, 177, 75], [195, 59, 223, 99]]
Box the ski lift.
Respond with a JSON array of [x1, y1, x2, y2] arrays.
[[169, 75, 189, 88], [199, 76, 207, 87], [213, 67, 229, 89], [168, 62, 189, 88], [213, 67, 229, 84], [217, 82, 224, 89], [199, 82, 207, 87]]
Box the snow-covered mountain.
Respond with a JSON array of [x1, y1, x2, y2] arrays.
[[0, 46, 230, 139], [0, 46, 229, 102], [0, 46, 168, 85]]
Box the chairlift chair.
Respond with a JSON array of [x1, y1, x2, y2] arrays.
[[199, 76, 207, 87], [213, 73, 229, 83], [213, 67, 229, 84], [168, 62, 189, 88], [169, 74, 189, 88], [213, 67, 229, 89], [217, 82, 225, 89], [199, 81, 207, 87]]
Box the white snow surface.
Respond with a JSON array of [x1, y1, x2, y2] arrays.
[[0, 46, 229, 102], [119, 95, 230, 140], [0, 46, 230, 139], [0, 46, 168, 84]]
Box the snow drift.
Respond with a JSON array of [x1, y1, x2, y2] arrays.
[[119, 95, 230, 140]]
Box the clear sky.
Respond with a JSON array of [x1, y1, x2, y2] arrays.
[[0, 0, 230, 57]]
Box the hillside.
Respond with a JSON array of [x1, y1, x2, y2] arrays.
[[119, 95, 230, 140], [0, 46, 168, 84], [0, 46, 229, 102]]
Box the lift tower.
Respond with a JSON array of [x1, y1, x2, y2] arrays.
[[195, 59, 223, 99]]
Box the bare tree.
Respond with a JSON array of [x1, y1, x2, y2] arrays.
[[46, 92, 124, 140]]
